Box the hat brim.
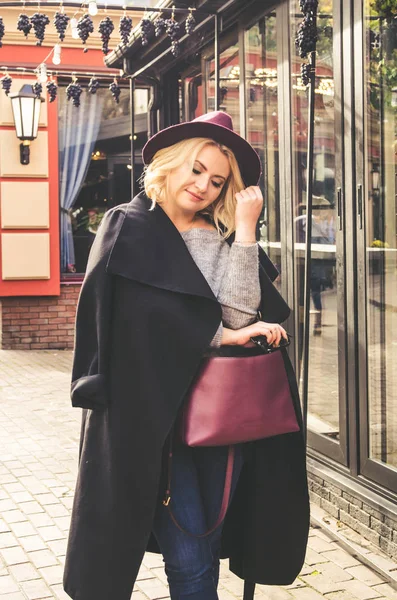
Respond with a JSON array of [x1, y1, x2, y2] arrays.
[[142, 121, 261, 187]]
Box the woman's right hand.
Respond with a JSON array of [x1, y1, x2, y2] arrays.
[[222, 322, 288, 347]]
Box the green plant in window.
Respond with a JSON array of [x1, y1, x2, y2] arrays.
[[372, 0, 397, 23]]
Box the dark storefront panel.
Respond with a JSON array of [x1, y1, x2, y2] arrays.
[[356, 0, 397, 493]]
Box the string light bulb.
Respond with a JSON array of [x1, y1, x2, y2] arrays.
[[38, 62, 48, 83], [52, 44, 62, 65], [70, 17, 79, 39], [88, 1, 98, 16]]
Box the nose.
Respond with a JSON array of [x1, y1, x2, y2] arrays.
[[194, 174, 209, 194]]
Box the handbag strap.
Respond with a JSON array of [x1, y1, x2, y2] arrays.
[[163, 437, 235, 539]]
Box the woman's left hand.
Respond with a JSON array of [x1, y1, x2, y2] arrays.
[[235, 186, 263, 238]]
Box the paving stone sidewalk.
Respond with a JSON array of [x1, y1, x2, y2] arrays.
[[0, 349, 396, 600]]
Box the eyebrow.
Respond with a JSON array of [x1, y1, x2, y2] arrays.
[[194, 160, 227, 181]]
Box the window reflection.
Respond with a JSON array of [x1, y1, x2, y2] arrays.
[[58, 85, 141, 275], [207, 44, 240, 133], [291, 0, 340, 440], [245, 15, 281, 279], [365, 1, 397, 467]]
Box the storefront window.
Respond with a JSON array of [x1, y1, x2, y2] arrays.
[[291, 0, 340, 441], [245, 14, 280, 274], [365, 1, 397, 467], [58, 86, 148, 275], [207, 43, 240, 133]]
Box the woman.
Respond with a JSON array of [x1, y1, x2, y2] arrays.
[[63, 111, 310, 600]]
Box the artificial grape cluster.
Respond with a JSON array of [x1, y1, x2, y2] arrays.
[[166, 19, 181, 57], [119, 15, 132, 45], [109, 81, 121, 103], [98, 16, 115, 55], [299, 0, 319, 14], [66, 81, 83, 107], [31, 12, 50, 46], [140, 17, 153, 46], [0, 17, 5, 48], [154, 17, 166, 37], [1, 74, 12, 96], [53, 12, 70, 42], [33, 82, 43, 98], [17, 14, 32, 37], [301, 62, 311, 86], [46, 80, 58, 103], [185, 12, 196, 34], [295, 15, 317, 58], [88, 76, 100, 94], [77, 14, 94, 51]]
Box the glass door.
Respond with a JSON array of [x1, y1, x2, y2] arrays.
[[290, 0, 347, 463], [356, 0, 397, 491]]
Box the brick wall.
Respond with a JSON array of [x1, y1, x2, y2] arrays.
[[0, 283, 80, 350], [308, 466, 397, 561]]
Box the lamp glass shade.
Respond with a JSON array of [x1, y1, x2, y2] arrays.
[[20, 97, 35, 138], [11, 97, 22, 137], [32, 98, 41, 137]]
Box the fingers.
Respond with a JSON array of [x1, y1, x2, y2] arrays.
[[236, 186, 263, 202], [260, 322, 288, 346]]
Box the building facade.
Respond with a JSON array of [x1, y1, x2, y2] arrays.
[[0, 0, 152, 348]]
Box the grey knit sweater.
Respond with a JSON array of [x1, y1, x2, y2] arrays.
[[180, 228, 261, 347]]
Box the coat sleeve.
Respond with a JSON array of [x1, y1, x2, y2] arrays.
[[70, 206, 126, 410], [258, 245, 291, 324]]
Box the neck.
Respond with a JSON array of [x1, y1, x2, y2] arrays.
[[160, 201, 197, 232]]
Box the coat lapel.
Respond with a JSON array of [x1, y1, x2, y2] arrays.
[[106, 193, 218, 303]]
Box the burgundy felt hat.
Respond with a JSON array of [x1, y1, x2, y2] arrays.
[[142, 111, 261, 187]]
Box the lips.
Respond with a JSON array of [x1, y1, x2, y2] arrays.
[[186, 190, 204, 201]]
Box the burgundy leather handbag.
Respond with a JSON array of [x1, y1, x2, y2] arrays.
[[163, 337, 300, 538], [180, 340, 299, 447]]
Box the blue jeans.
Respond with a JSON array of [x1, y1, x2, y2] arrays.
[[152, 442, 244, 600]]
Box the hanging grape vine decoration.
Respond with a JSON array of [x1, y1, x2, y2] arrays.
[[140, 16, 153, 46], [33, 81, 43, 98], [295, 0, 318, 87], [109, 79, 121, 103], [88, 76, 100, 94], [30, 12, 50, 46], [17, 14, 32, 38], [66, 77, 83, 107], [98, 16, 115, 55], [119, 14, 132, 45], [1, 73, 12, 96], [0, 17, 5, 47], [77, 14, 94, 52], [46, 79, 58, 103], [54, 11, 70, 42]]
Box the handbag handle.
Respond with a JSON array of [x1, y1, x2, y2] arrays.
[[163, 439, 235, 539]]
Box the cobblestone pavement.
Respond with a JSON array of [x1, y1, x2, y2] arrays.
[[0, 350, 397, 600]]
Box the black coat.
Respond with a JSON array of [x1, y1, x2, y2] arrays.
[[63, 192, 310, 600]]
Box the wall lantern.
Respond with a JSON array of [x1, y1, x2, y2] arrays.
[[9, 84, 44, 165]]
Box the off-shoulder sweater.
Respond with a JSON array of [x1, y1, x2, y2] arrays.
[[180, 228, 261, 347]]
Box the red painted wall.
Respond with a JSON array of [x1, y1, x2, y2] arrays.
[[0, 45, 111, 297]]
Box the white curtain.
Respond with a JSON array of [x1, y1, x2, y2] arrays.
[[59, 92, 104, 272]]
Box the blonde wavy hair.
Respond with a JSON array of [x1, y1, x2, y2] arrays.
[[141, 137, 245, 238]]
